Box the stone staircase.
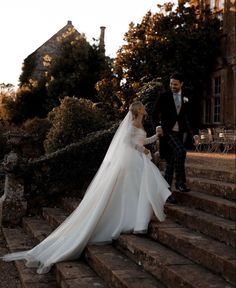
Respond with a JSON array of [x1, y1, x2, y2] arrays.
[[2, 152, 236, 287]]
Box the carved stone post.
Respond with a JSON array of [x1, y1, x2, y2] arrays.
[[0, 132, 27, 227]]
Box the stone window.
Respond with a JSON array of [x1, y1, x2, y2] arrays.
[[203, 97, 212, 124], [213, 76, 221, 123]]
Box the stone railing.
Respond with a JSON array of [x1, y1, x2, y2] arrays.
[[0, 125, 117, 227]]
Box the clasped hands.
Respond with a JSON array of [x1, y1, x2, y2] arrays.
[[144, 127, 163, 155], [156, 126, 163, 137]]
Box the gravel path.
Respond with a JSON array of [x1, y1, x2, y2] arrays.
[[0, 228, 22, 288]]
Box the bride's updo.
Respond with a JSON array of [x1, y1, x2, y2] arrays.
[[129, 101, 143, 119]]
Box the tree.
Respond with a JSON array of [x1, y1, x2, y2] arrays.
[[19, 53, 37, 86], [0, 83, 16, 97], [95, 73, 125, 118], [2, 78, 49, 123], [112, 1, 221, 118], [47, 32, 111, 105], [0, 83, 16, 121], [7, 30, 111, 123]]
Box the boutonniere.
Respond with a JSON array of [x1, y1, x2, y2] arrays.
[[183, 97, 189, 103]]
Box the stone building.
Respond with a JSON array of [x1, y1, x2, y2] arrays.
[[23, 21, 106, 84], [193, 0, 236, 129]]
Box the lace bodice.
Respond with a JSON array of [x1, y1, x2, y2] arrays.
[[129, 126, 158, 154]]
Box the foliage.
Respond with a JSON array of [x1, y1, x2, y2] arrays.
[[44, 96, 107, 153], [112, 1, 221, 109], [2, 79, 49, 123], [95, 74, 124, 118], [7, 29, 111, 124], [23, 117, 51, 136], [46, 31, 111, 104], [0, 121, 10, 160], [19, 53, 37, 85], [0, 96, 18, 122], [0, 83, 16, 97], [26, 124, 118, 211], [136, 77, 164, 133], [22, 117, 51, 156], [0, 83, 16, 121]]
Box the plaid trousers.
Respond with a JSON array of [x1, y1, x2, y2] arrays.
[[164, 131, 187, 187]]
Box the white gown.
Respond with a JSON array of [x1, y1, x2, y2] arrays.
[[1, 114, 171, 274]]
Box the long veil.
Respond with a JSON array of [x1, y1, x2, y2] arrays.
[[103, 111, 132, 162], [1, 111, 135, 274]]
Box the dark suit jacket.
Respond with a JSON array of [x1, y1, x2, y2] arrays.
[[152, 90, 192, 158]]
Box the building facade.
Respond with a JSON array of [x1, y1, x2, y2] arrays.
[[23, 21, 106, 84], [201, 0, 236, 129]]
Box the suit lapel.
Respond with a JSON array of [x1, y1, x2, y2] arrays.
[[167, 92, 177, 114], [170, 92, 179, 116]]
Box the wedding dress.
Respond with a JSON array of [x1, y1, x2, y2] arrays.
[[1, 111, 171, 274]]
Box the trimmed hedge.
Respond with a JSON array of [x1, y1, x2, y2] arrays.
[[25, 123, 118, 213]]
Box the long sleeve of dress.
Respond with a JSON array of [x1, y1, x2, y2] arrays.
[[144, 134, 158, 145], [129, 127, 158, 154], [132, 142, 146, 153]]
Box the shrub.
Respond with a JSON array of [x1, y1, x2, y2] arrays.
[[0, 121, 9, 160], [26, 123, 118, 212], [22, 117, 51, 157], [44, 96, 107, 153]]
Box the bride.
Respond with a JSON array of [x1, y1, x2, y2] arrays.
[[1, 101, 171, 274]]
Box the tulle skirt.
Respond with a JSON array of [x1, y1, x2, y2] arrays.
[[1, 149, 170, 274]]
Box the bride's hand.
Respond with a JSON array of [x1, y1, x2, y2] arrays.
[[144, 148, 150, 155]]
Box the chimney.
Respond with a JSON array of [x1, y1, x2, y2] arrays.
[[99, 26, 106, 54], [67, 20, 72, 25]]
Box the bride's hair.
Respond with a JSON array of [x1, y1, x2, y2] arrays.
[[129, 101, 143, 119]]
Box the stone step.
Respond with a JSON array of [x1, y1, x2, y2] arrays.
[[2, 227, 57, 288], [84, 244, 166, 288], [22, 216, 53, 242], [165, 204, 236, 248], [56, 261, 108, 288], [173, 190, 236, 221], [115, 234, 234, 288], [42, 207, 69, 229], [41, 206, 168, 287], [29, 208, 167, 287], [186, 152, 235, 171], [60, 197, 81, 213], [57, 197, 236, 284], [60, 195, 235, 245], [185, 164, 235, 184], [23, 216, 108, 288], [186, 176, 236, 200], [148, 220, 236, 284]]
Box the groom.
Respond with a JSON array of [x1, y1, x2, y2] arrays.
[[152, 72, 192, 203]]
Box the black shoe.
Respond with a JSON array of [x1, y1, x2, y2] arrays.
[[166, 195, 177, 204], [175, 183, 191, 192]]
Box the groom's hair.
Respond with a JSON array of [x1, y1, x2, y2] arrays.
[[170, 72, 184, 83]]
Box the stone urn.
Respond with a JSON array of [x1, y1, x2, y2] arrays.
[[0, 131, 28, 227]]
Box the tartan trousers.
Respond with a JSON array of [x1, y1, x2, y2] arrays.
[[164, 131, 187, 187]]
